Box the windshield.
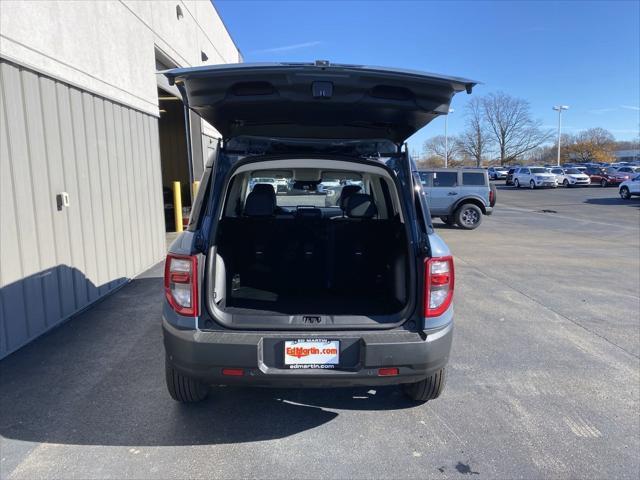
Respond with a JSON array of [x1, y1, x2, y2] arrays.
[[530, 168, 547, 174]]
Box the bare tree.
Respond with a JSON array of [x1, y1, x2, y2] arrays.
[[423, 135, 462, 165], [482, 92, 552, 165], [458, 97, 492, 166]]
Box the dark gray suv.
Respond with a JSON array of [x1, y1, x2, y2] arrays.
[[161, 62, 477, 403]]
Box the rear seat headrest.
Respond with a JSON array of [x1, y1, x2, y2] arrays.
[[244, 184, 276, 217], [346, 193, 377, 219], [338, 185, 362, 210]]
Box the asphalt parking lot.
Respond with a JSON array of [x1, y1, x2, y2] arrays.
[[1, 184, 638, 479]]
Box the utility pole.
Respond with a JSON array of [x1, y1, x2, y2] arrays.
[[552, 105, 569, 167]]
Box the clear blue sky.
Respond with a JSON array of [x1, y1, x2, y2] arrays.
[[214, 0, 640, 152]]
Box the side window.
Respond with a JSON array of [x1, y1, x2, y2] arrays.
[[419, 171, 432, 187], [432, 172, 458, 187], [552, 169, 562, 174], [462, 172, 486, 186], [521, 168, 530, 175]]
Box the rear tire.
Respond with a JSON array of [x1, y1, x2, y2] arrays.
[[403, 368, 446, 402], [514, 179, 520, 188], [620, 187, 631, 200], [455, 203, 483, 230], [165, 358, 208, 403]]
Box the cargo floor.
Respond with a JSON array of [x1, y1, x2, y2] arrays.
[[226, 286, 403, 315]]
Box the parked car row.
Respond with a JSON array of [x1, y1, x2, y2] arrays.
[[503, 165, 639, 189]]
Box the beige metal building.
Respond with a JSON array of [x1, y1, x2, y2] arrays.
[[0, 1, 241, 358]]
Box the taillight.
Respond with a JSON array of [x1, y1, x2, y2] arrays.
[[424, 256, 454, 318], [489, 189, 495, 204], [164, 254, 199, 316]]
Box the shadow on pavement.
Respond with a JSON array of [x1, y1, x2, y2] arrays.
[[584, 197, 640, 207], [0, 266, 418, 448]]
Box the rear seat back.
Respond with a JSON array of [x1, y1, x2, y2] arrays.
[[230, 184, 278, 290], [220, 191, 399, 296], [332, 194, 390, 292]]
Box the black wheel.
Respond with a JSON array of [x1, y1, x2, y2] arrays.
[[620, 187, 631, 200], [440, 215, 456, 226], [455, 203, 483, 230], [403, 368, 446, 402], [529, 180, 536, 189], [563, 179, 570, 187], [600, 179, 608, 187], [165, 358, 208, 402], [514, 179, 520, 188]]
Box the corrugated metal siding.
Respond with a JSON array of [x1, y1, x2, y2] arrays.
[[0, 59, 166, 358]]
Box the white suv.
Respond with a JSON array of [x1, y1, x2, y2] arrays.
[[619, 175, 640, 199], [513, 167, 558, 189], [550, 167, 591, 187]]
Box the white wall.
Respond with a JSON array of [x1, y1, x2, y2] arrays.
[[0, 0, 241, 117], [0, 58, 166, 358], [0, 1, 241, 358]]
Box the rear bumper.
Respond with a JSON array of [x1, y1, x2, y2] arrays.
[[163, 320, 453, 387]]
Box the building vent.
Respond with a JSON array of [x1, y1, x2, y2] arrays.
[[176, 5, 184, 20], [201, 51, 209, 62]]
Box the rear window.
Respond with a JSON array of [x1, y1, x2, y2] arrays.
[[249, 170, 366, 208], [432, 172, 458, 187], [462, 172, 486, 186]]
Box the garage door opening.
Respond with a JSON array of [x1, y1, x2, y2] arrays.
[[157, 88, 191, 232]]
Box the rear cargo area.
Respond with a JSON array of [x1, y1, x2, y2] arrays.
[[216, 216, 408, 315], [207, 160, 413, 325]]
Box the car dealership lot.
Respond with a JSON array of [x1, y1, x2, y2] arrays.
[[1, 187, 638, 479]]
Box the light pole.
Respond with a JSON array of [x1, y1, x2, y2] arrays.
[[444, 107, 454, 167], [553, 105, 569, 167]]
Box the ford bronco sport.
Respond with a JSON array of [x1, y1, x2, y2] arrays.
[[161, 62, 477, 403]]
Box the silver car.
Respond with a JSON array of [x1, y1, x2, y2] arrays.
[[488, 166, 509, 180]]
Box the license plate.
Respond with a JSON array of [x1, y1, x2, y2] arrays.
[[284, 339, 340, 368]]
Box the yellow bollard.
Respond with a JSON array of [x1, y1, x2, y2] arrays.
[[192, 180, 200, 199], [173, 181, 183, 233]]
